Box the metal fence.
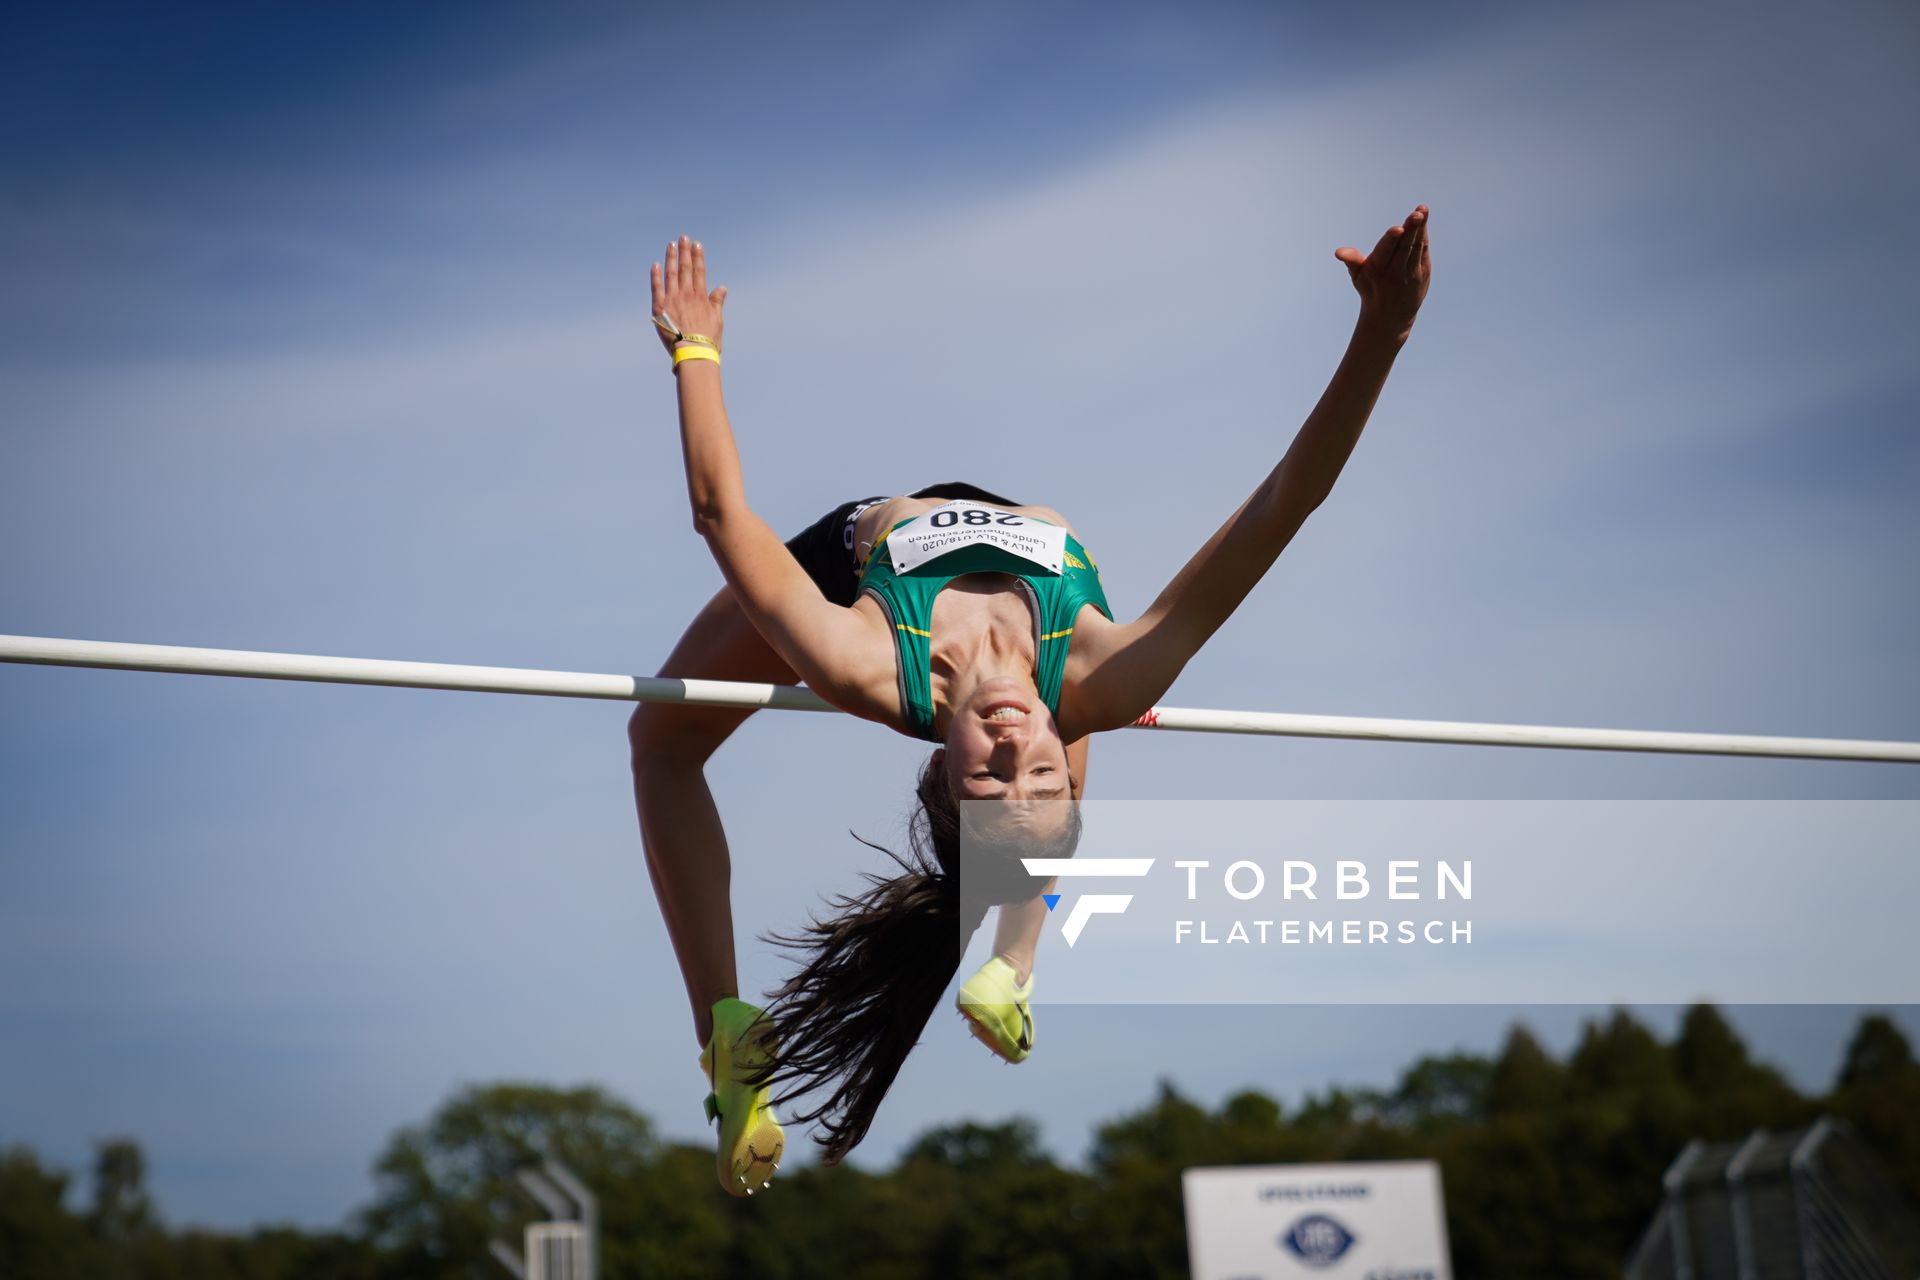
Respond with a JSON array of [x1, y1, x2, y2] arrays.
[[1627, 1119, 1920, 1280]]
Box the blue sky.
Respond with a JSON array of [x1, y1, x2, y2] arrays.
[[3, 0, 1918, 1230]]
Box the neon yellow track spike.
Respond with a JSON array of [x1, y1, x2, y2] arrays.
[[955, 955, 1035, 1064], [698, 997, 786, 1197]]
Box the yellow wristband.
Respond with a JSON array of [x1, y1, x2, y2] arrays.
[[672, 344, 721, 368]]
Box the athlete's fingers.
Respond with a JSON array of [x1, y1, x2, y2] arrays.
[[1334, 246, 1365, 290], [1394, 209, 1426, 277], [1368, 223, 1402, 271], [651, 261, 665, 314], [693, 240, 707, 294], [665, 239, 679, 300], [711, 285, 727, 308], [1389, 215, 1418, 274]]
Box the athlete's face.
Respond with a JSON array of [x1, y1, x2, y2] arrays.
[[940, 680, 1073, 809], [936, 684, 1076, 897]]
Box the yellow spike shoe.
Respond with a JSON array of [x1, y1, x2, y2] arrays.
[[698, 997, 785, 1197], [956, 955, 1034, 1064]]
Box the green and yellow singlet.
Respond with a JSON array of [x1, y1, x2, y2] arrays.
[[856, 504, 1113, 742]]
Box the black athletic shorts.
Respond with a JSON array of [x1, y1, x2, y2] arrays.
[[783, 481, 1023, 607]]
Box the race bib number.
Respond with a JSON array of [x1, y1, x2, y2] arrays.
[[886, 500, 1068, 574]]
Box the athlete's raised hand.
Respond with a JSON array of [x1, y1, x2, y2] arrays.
[[1334, 205, 1431, 344], [651, 234, 727, 358]]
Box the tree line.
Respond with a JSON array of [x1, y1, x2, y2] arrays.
[[4, 1006, 1917, 1279]]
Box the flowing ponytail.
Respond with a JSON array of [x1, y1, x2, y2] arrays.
[[750, 751, 1082, 1164]]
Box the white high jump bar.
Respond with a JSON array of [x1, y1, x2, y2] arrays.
[[3, 634, 1918, 764]]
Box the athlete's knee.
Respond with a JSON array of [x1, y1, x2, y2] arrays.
[[627, 701, 727, 773], [627, 703, 684, 767]]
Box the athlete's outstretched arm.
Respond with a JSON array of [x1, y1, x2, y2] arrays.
[[652, 236, 891, 712], [1070, 207, 1433, 734], [987, 733, 1085, 981]]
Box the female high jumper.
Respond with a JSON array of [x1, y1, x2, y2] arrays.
[[629, 206, 1431, 1195]]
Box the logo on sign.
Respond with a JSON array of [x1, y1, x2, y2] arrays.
[[1281, 1214, 1357, 1265]]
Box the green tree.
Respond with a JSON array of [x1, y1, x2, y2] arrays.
[[1837, 1013, 1916, 1089], [1083, 1079, 1214, 1279], [1831, 1012, 1920, 1204], [1671, 1004, 1809, 1135], [1672, 1004, 1753, 1093], [6, 1007, 1910, 1278], [900, 1118, 1051, 1174], [1485, 1024, 1565, 1117], [0, 1146, 100, 1280], [360, 1081, 659, 1280], [883, 1119, 1093, 1280], [1567, 1008, 1681, 1103], [1382, 1052, 1494, 1130], [87, 1139, 156, 1245]]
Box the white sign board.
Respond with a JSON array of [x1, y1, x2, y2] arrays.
[[1182, 1160, 1451, 1279]]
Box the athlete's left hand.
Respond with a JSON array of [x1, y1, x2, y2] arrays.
[[1335, 204, 1431, 344]]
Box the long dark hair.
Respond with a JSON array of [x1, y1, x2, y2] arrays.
[[749, 751, 1082, 1164]]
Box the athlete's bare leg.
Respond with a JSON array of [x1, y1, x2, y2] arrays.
[[629, 586, 799, 1048]]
